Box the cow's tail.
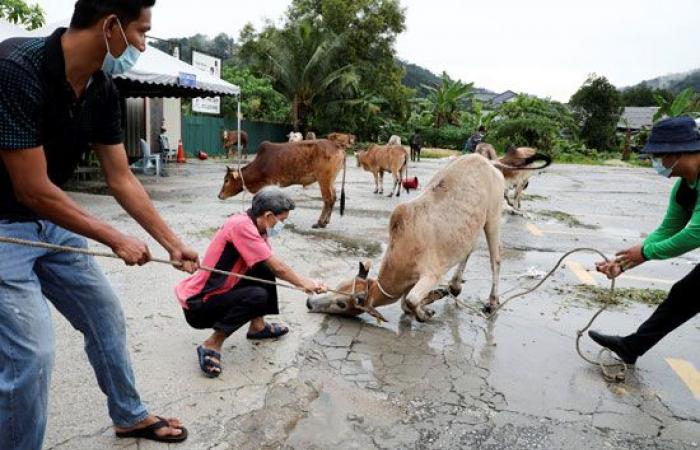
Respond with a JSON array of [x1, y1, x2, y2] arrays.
[[340, 153, 347, 216]]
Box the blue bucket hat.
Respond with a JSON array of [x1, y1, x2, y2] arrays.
[[641, 116, 700, 155]]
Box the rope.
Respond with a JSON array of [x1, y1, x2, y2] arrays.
[[484, 247, 627, 383], [0, 236, 355, 299], [0, 237, 627, 381]]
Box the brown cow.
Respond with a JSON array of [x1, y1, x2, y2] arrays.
[[307, 154, 504, 321], [327, 132, 356, 149], [218, 140, 347, 229], [222, 129, 249, 159], [474, 142, 497, 160], [355, 144, 409, 197], [495, 147, 551, 210]]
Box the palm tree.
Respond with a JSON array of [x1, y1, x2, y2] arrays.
[[421, 73, 474, 128], [262, 21, 358, 131]]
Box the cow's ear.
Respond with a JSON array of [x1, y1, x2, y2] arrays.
[[226, 165, 231, 172], [357, 260, 372, 279]]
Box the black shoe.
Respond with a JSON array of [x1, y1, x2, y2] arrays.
[[588, 330, 638, 365]]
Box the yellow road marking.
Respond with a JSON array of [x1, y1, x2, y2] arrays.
[[566, 261, 598, 286], [666, 358, 700, 400], [526, 223, 544, 237], [590, 271, 674, 285]]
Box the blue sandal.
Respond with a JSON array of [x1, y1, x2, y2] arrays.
[[196, 345, 221, 378], [246, 323, 289, 340]]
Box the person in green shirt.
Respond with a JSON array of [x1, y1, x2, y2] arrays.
[[590, 116, 700, 365]]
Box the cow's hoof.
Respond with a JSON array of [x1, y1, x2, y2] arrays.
[[373, 190, 378, 194], [312, 223, 325, 229], [482, 303, 494, 314], [448, 284, 462, 297]]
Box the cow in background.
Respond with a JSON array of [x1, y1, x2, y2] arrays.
[[327, 132, 356, 150], [288, 132, 303, 142], [387, 135, 402, 146], [223, 129, 249, 159], [218, 140, 347, 229], [355, 144, 409, 197], [305, 131, 317, 140]]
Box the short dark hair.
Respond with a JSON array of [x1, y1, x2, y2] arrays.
[[251, 187, 296, 217], [70, 0, 156, 29]]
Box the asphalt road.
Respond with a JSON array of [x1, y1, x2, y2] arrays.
[[43, 156, 699, 449]]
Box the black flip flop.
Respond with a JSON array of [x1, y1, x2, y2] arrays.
[[197, 345, 222, 378], [246, 322, 289, 340], [115, 417, 188, 443]]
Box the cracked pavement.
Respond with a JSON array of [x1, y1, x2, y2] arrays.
[[44, 157, 699, 449]]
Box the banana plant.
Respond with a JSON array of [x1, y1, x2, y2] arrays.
[[653, 88, 698, 122]]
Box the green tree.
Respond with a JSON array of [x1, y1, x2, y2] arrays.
[[653, 87, 698, 121], [258, 21, 358, 131], [569, 75, 623, 151], [620, 83, 673, 107], [420, 73, 474, 128], [488, 95, 577, 155], [220, 67, 289, 122], [0, 0, 45, 30]]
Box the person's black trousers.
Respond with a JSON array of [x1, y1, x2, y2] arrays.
[[184, 263, 278, 336], [622, 264, 700, 357]]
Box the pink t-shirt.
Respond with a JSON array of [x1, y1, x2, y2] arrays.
[[175, 212, 272, 308]]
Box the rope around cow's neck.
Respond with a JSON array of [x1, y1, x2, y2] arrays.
[[0, 237, 627, 382]]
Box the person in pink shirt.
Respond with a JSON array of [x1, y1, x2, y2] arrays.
[[176, 187, 327, 377]]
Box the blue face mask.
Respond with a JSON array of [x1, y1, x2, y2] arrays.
[[267, 217, 285, 238], [102, 19, 141, 76], [652, 156, 679, 178]]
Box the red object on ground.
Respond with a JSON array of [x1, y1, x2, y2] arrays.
[[176, 139, 186, 163], [197, 151, 208, 160], [402, 176, 419, 190]]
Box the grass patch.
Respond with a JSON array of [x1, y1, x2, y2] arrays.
[[190, 226, 219, 240], [522, 193, 549, 202], [539, 210, 599, 229], [575, 285, 667, 307], [419, 148, 461, 159], [556, 152, 651, 168]]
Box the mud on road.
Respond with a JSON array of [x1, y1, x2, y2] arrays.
[[46, 159, 699, 449]]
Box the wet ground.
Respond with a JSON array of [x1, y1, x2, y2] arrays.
[[45, 157, 699, 449]]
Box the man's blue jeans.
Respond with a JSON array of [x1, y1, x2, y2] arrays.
[[0, 220, 148, 450]]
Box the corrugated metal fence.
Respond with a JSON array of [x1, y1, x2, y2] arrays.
[[182, 116, 293, 157]]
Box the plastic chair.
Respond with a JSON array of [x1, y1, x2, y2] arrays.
[[159, 134, 177, 161], [130, 139, 161, 176]]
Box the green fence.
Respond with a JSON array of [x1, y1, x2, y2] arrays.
[[182, 115, 292, 157]]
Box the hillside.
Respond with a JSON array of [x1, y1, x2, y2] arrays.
[[634, 69, 700, 93], [400, 61, 497, 100]]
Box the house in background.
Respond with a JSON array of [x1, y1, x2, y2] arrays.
[[490, 90, 518, 107], [618, 106, 660, 131]]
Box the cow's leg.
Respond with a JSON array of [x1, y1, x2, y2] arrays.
[[406, 274, 441, 322], [378, 171, 384, 195], [372, 171, 379, 194], [313, 177, 335, 228], [448, 253, 471, 297], [387, 169, 399, 197], [417, 149, 420, 162], [483, 214, 502, 314], [514, 182, 525, 210]]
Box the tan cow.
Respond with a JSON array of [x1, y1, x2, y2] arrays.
[[327, 132, 356, 149], [474, 142, 497, 160], [307, 154, 504, 321], [355, 144, 409, 197], [218, 140, 346, 228], [496, 147, 552, 210], [222, 129, 249, 159], [305, 131, 317, 140]]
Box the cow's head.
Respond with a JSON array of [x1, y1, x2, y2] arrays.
[[218, 166, 244, 200], [306, 261, 386, 322], [354, 150, 364, 167], [222, 130, 228, 140]]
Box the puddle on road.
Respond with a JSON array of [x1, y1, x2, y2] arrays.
[[286, 223, 383, 257]]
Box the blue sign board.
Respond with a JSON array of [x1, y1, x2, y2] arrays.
[[178, 72, 197, 88]]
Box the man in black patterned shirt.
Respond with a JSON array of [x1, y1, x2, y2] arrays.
[[0, 1, 197, 448]]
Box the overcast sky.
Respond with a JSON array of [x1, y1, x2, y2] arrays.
[[36, 0, 700, 101]]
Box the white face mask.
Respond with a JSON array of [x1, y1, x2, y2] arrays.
[[266, 216, 285, 238], [651, 156, 680, 178], [102, 18, 141, 76]]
